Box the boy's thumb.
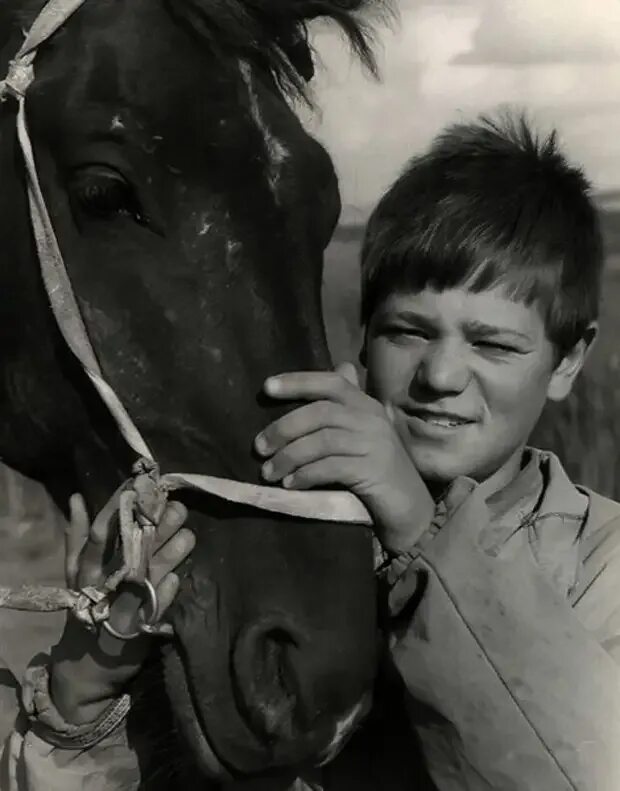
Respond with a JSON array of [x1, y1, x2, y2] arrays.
[[335, 361, 360, 388], [66, 493, 90, 588]]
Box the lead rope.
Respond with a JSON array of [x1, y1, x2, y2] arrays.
[[0, 0, 371, 640]]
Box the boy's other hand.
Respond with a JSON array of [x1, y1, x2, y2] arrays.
[[50, 493, 194, 725], [256, 363, 435, 555]]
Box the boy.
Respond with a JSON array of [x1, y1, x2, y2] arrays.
[[4, 112, 620, 791], [254, 113, 620, 790]]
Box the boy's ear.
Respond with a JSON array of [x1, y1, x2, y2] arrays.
[[547, 322, 598, 402]]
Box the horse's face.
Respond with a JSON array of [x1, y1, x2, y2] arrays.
[[0, 0, 378, 778]]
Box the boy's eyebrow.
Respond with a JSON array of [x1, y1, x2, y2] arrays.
[[381, 311, 533, 342], [380, 310, 436, 329], [464, 320, 533, 342]]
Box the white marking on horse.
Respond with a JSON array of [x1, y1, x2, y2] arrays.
[[207, 346, 223, 364], [143, 135, 164, 155], [238, 61, 289, 200], [110, 114, 125, 131], [197, 215, 212, 236], [319, 694, 372, 766], [225, 239, 243, 274]]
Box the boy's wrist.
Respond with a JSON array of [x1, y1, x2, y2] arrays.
[[49, 658, 124, 725], [23, 661, 131, 748], [380, 492, 436, 557]]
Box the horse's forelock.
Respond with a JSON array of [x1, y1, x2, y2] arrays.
[[166, 0, 392, 100]]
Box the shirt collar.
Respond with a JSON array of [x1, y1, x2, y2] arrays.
[[485, 448, 544, 526]]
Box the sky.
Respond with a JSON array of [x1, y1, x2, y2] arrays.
[[304, 0, 620, 221]]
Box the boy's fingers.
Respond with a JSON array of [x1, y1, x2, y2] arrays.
[[264, 371, 363, 404], [77, 484, 126, 587], [155, 573, 180, 617], [78, 496, 189, 588], [281, 456, 357, 491], [65, 494, 90, 588], [88, 484, 126, 546], [255, 401, 353, 455], [95, 574, 181, 658], [153, 501, 188, 550], [97, 587, 150, 659], [150, 528, 195, 586], [262, 428, 362, 482], [105, 569, 183, 638]]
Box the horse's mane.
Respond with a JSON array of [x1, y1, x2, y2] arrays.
[[166, 0, 393, 99]]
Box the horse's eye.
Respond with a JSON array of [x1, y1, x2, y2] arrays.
[[69, 166, 148, 225]]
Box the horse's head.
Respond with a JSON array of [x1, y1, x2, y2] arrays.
[[0, 0, 385, 780]]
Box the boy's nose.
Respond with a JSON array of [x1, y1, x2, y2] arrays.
[[413, 341, 471, 395]]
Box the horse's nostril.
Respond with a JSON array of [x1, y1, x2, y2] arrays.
[[233, 613, 309, 744]]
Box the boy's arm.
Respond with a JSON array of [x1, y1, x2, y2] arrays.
[[387, 486, 620, 791], [1, 717, 140, 791], [0, 659, 140, 791]]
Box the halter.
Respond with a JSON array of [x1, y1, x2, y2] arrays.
[[0, 0, 371, 637]]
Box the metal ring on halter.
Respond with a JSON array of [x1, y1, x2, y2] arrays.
[[101, 578, 159, 641]]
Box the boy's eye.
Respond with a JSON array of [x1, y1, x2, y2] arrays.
[[381, 325, 429, 340], [474, 339, 519, 354]]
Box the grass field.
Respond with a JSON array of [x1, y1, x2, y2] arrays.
[[1, 214, 619, 675]]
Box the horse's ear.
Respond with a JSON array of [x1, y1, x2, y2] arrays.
[[276, 27, 314, 83], [256, 0, 392, 79], [292, 0, 392, 79]]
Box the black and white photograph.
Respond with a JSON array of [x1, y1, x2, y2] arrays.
[[0, 1, 618, 789]]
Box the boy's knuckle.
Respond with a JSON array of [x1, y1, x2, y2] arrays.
[[315, 400, 327, 419], [318, 400, 335, 423], [316, 429, 330, 454], [274, 449, 293, 471], [292, 468, 306, 485]]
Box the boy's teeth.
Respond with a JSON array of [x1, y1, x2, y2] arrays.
[[427, 417, 465, 427]]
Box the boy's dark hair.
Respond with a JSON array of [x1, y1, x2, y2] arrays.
[[360, 112, 604, 356]]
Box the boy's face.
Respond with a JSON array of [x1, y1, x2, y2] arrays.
[[364, 286, 585, 489]]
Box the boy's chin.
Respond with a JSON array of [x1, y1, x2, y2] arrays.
[[409, 447, 483, 489], [410, 443, 525, 494]]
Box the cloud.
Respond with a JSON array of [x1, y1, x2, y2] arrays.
[[307, 3, 477, 216], [456, 0, 620, 65], [307, 1, 620, 218]]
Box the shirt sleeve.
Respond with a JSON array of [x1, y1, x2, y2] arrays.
[[0, 667, 140, 791], [385, 485, 620, 791], [0, 716, 141, 791]]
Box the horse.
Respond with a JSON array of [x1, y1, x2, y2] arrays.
[[0, 0, 387, 786]]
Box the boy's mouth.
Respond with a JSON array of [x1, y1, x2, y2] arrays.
[[405, 408, 476, 430]]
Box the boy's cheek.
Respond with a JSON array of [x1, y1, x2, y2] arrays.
[[364, 346, 415, 400], [488, 368, 551, 416]]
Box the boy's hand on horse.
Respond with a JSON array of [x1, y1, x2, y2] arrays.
[[256, 363, 435, 556], [49, 492, 194, 725]]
